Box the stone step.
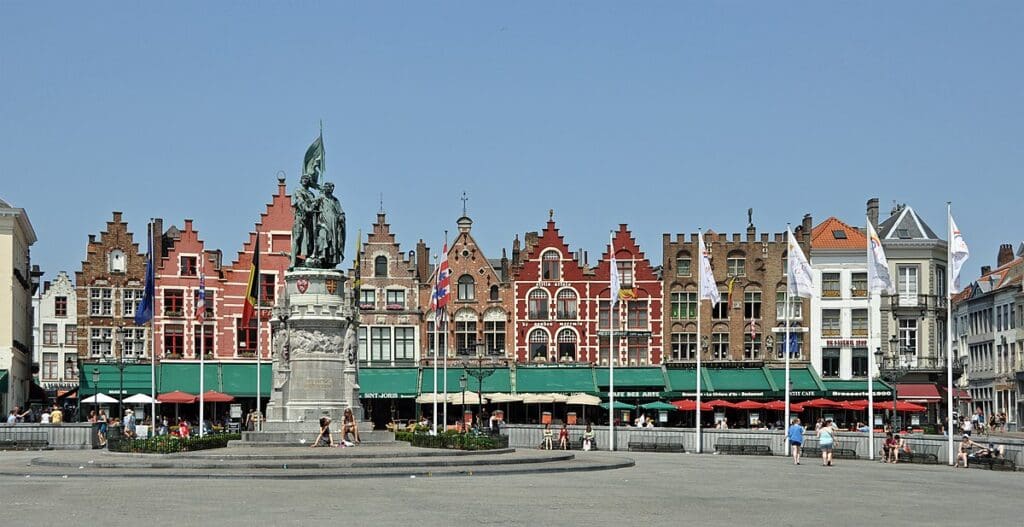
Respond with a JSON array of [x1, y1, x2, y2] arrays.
[[238, 430, 394, 446]]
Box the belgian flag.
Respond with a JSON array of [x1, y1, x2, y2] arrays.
[[242, 234, 260, 328]]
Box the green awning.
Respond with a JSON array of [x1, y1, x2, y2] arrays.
[[217, 363, 271, 398], [767, 367, 826, 397], [419, 367, 511, 394], [664, 368, 703, 393], [595, 367, 666, 389], [514, 367, 597, 394], [822, 379, 893, 398], [360, 368, 419, 399], [79, 363, 153, 396], [707, 368, 774, 396], [154, 362, 271, 398]]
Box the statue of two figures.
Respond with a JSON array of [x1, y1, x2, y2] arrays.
[[291, 133, 346, 269]]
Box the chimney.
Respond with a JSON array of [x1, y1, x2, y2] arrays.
[[867, 198, 879, 230], [500, 248, 509, 282], [511, 235, 521, 267], [981, 265, 991, 277], [997, 244, 1014, 268], [151, 218, 164, 258], [415, 240, 429, 281]]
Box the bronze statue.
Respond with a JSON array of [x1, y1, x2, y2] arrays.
[[290, 130, 347, 270], [316, 182, 346, 268], [291, 174, 318, 268]]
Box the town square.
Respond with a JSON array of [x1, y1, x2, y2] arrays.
[[1, 3, 1023, 525]]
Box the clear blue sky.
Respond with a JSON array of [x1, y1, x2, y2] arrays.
[[2, 2, 1022, 281]]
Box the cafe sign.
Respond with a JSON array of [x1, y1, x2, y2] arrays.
[[825, 339, 868, 348]]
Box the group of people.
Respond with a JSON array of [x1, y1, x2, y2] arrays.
[[542, 422, 596, 451], [959, 409, 1010, 436], [955, 434, 1006, 468], [786, 417, 840, 467], [311, 408, 361, 448], [6, 404, 64, 424]]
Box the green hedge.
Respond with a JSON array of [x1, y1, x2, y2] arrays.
[[396, 430, 508, 450], [108, 433, 241, 454]]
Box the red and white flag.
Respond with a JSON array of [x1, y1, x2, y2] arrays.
[[195, 272, 207, 324], [430, 243, 451, 317]]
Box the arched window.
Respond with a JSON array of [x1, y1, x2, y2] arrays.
[[374, 256, 388, 277], [528, 289, 549, 319], [557, 329, 577, 362], [556, 289, 577, 320], [457, 275, 475, 301], [542, 251, 560, 281], [529, 329, 549, 360], [489, 284, 499, 301]]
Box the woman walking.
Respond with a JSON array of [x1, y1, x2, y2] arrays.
[[818, 418, 836, 467], [787, 417, 804, 465]]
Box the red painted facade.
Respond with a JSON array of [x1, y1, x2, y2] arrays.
[[512, 221, 663, 365], [153, 179, 292, 360]]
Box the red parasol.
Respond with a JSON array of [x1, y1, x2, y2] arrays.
[[704, 399, 738, 409], [733, 400, 766, 410], [671, 399, 714, 412], [200, 390, 235, 403], [158, 391, 198, 404], [801, 398, 844, 409], [873, 401, 927, 412], [840, 400, 869, 410], [763, 400, 805, 412]]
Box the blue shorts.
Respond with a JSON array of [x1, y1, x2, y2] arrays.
[[789, 440, 802, 447], [821, 443, 834, 451]]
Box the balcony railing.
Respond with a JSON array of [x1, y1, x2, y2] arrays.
[[888, 294, 947, 311]]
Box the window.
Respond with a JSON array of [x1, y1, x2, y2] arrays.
[[832, 230, 847, 240], [90, 328, 112, 357], [484, 320, 505, 354], [163, 290, 184, 317], [43, 353, 59, 380], [108, 249, 126, 273], [394, 327, 415, 361], [598, 300, 618, 330], [851, 309, 868, 337], [627, 301, 647, 329], [65, 325, 77, 345], [727, 257, 746, 277], [617, 260, 633, 288], [528, 290, 549, 319], [712, 292, 730, 320], [359, 289, 376, 308], [164, 324, 184, 357], [90, 288, 113, 317], [557, 329, 577, 361], [374, 256, 388, 277], [897, 266, 919, 305], [54, 296, 68, 318], [371, 327, 392, 361], [43, 324, 58, 345], [744, 334, 762, 360], [821, 309, 841, 337], [193, 324, 214, 357], [822, 273, 841, 298], [851, 273, 867, 297], [529, 329, 549, 360], [852, 348, 869, 377], [744, 291, 762, 320], [457, 275, 475, 301], [260, 274, 276, 305], [712, 333, 729, 360], [776, 291, 802, 320], [556, 289, 577, 319], [121, 327, 145, 358], [193, 288, 215, 319], [123, 289, 144, 317], [627, 336, 647, 365], [782, 254, 788, 276], [426, 320, 448, 358], [599, 335, 621, 365], [671, 292, 697, 320], [358, 327, 368, 361], [541, 251, 560, 281], [671, 332, 696, 360], [898, 319, 918, 356], [385, 290, 406, 310], [822, 348, 840, 377], [180, 256, 197, 276], [455, 320, 477, 355], [675, 256, 692, 277], [236, 318, 257, 355], [65, 359, 77, 381], [489, 285, 499, 301]]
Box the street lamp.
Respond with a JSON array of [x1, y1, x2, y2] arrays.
[[91, 368, 101, 420], [114, 327, 126, 418], [459, 373, 468, 429], [460, 342, 497, 429], [874, 335, 914, 430]]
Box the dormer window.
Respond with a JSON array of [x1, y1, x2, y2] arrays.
[[180, 256, 197, 277], [542, 251, 560, 281], [108, 249, 126, 274]]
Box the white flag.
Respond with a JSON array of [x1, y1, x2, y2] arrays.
[[698, 232, 721, 305], [866, 222, 894, 295], [787, 228, 815, 298], [610, 249, 621, 307], [949, 215, 970, 293]]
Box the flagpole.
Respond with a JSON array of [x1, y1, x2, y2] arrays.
[[432, 254, 438, 436], [696, 230, 703, 454], [608, 230, 616, 452], [199, 289, 205, 438], [784, 226, 792, 437], [149, 219, 157, 427], [442, 231, 449, 430], [255, 232, 262, 432], [866, 215, 875, 460], [946, 202, 955, 465]]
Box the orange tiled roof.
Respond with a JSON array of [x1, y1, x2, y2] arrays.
[[811, 217, 868, 250]]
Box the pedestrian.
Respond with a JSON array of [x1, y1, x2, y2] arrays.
[[818, 418, 836, 467], [97, 411, 108, 446], [179, 418, 191, 438], [582, 423, 595, 451], [50, 404, 63, 424], [962, 415, 973, 437], [882, 432, 898, 463], [787, 417, 804, 465], [955, 434, 980, 468], [814, 418, 824, 432], [123, 409, 136, 439], [6, 410, 16, 424], [40, 407, 52, 424], [558, 423, 569, 450], [542, 423, 554, 450]]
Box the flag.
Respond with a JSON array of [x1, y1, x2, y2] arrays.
[[352, 229, 362, 305], [430, 242, 450, 316], [750, 318, 757, 340], [134, 223, 155, 325], [949, 215, 970, 293], [866, 222, 894, 295], [610, 241, 621, 307], [698, 232, 721, 305], [726, 275, 737, 306], [786, 228, 815, 298], [195, 273, 206, 324], [786, 333, 800, 358], [242, 234, 260, 328], [303, 131, 325, 187]]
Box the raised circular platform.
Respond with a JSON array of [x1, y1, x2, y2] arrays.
[[0, 444, 634, 479]]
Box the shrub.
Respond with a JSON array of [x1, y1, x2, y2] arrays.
[[395, 430, 507, 450], [108, 433, 241, 454]]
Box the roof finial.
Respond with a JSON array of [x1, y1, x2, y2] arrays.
[[549, 209, 554, 221], [461, 191, 469, 217], [378, 193, 385, 214]]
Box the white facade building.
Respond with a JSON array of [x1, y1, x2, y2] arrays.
[[32, 271, 80, 394], [1, 197, 38, 413]]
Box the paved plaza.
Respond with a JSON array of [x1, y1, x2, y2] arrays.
[[1, 449, 1020, 526]]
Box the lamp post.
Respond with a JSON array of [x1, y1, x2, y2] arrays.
[[91, 368, 101, 420], [461, 342, 497, 429], [874, 335, 913, 431], [114, 327, 125, 418], [459, 373, 468, 429]]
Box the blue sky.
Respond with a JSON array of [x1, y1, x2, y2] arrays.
[[2, 2, 1022, 280]]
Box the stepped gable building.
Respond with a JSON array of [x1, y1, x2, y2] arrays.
[[661, 214, 813, 364], [351, 212, 426, 366], [418, 213, 513, 362], [33, 272, 80, 394]]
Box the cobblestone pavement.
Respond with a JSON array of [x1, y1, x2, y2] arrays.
[[1, 450, 1020, 527]]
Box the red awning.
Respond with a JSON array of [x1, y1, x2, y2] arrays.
[[942, 387, 972, 400], [896, 384, 941, 402]]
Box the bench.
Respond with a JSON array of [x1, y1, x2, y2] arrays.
[[715, 436, 772, 455], [0, 429, 49, 450], [903, 443, 940, 464], [968, 456, 1017, 471], [628, 432, 659, 452]]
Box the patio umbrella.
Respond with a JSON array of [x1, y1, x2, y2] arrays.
[[415, 393, 448, 404], [521, 393, 556, 404], [763, 400, 805, 412], [566, 393, 602, 406], [158, 391, 197, 404], [599, 401, 633, 410], [840, 400, 869, 411], [448, 390, 485, 405], [201, 390, 234, 403], [733, 400, 766, 410], [671, 399, 714, 412], [704, 399, 738, 409], [640, 401, 677, 411], [802, 398, 844, 409], [485, 393, 523, 403], [873, 401, 927, 412], [81, 393, 119, 404], [122, 393, 159, 405]]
